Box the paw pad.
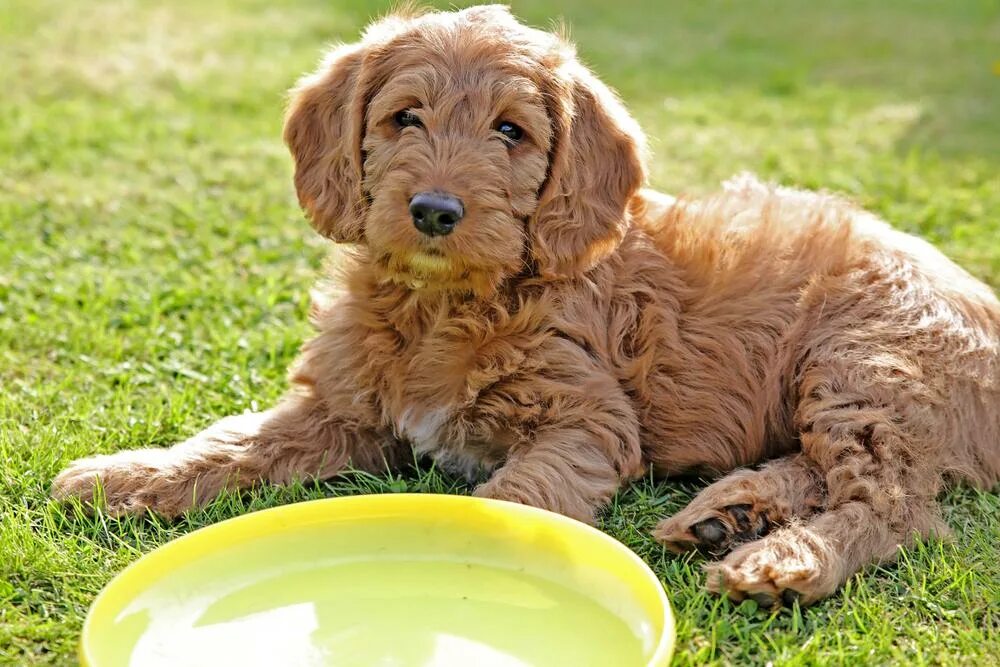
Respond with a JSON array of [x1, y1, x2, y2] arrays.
[[689, 503, 770, 556], [691, 517, 728, 548]]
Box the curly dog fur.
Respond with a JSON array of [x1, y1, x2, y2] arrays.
[[53, 6, 1000, 607]]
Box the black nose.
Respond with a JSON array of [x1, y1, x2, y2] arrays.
[[409, 191, 464, 237]]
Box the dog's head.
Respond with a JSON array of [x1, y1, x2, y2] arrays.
[[284, 5, 645, 293]]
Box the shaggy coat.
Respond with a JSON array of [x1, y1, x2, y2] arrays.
[[53, 6, 1000, 607]]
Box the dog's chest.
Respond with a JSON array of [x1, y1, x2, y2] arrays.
[[369, 316, 527, 478], [393, 406, 491, 479]]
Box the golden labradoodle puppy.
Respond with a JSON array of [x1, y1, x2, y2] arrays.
[[54, 6, 999, 607]]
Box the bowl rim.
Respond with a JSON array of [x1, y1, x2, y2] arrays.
[[80, 493, 675, 667]]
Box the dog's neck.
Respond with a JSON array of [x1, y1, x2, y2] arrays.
[[329, 249, 558, 339]]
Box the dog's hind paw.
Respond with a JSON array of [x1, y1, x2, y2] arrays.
[[704, 525, 839, 608], [653, 455, 826, 558], [653, 501, 771, 557]]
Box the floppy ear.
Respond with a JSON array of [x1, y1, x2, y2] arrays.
[[283, 43, 370, 242], [530, 63, 646, 278]]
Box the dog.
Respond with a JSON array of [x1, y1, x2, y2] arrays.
[[53, 5, 1000, 607]]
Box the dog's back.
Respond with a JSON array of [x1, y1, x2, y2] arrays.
[[634, 175, 1000, 488]]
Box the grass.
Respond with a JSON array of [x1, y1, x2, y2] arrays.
[[1, 0, 998, 664]]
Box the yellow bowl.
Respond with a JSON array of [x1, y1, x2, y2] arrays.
[[81, 493, 674, 666]]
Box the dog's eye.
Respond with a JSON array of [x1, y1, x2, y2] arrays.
[[394, 109, 422, 129], [495, 121, 524, 144]]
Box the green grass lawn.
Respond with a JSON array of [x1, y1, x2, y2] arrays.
[[2, 0, 999, 664]]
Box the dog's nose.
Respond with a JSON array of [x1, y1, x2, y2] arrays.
[[409, 192, 464, 237]]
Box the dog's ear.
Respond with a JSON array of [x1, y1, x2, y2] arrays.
[[283, 42, 372, 242], [530, 62, 646, 278]]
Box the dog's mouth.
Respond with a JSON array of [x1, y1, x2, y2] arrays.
[[373, 248, 503, 295], [405, 251, 452, 275]]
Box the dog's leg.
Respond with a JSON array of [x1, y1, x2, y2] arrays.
[[475, 430, 627, 523], [703, 353, 949, 607], [652, 454, 826, 556], [473, 429, 640, 524], [704, 497, 942, 608], [472, 361, 644, 524], [52, 395, 398, 518]]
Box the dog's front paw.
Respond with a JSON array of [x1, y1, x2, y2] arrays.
[[473, 476, 598, 525], [704, 525, 840, 609], [52, 449, 182, 517]]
